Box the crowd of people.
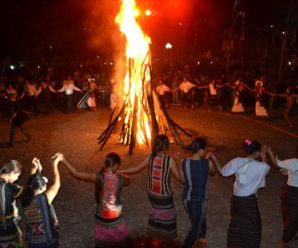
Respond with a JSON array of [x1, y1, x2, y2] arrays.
[[0, 134, 298, 248]]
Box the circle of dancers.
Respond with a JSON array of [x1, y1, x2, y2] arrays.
[[1, 134, 298, 248]]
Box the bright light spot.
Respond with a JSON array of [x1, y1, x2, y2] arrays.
[[197, 61, 200, 66], [288, 61, 292, 66], [80, 64, 83, 68], [110, 62, 113, 65], [282, 31, 285, 35], [165, 43, 173, 49], [178, 22, 183, 26], [96, 55, 100, 59], [37, 65, 41, 69], [10, 65, 15, 70], [210, 61, 214, 65], [145, 9, 152, 16], [270, 25, 274, 28], [49, 46, 53, 50]]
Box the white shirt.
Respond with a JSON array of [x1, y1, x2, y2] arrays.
[[222, 157, 270, 197], [59, 82, 81, 95], [277, 158, 298, 187], [156, 84, 170, 95], [179, 81, 196, 93]]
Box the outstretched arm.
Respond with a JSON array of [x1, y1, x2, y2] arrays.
[[60, 154, 96, 182], [206, 152, 222, 175], [46, 154, 63, 204], [118, 156, 149, 174]]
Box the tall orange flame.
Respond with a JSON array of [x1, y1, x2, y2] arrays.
[[115, 0, 153, 145]]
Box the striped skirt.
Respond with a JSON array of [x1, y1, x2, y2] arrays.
[[0, 221, 23, 248], [281, 185, 298, 242], [227, 194, 261, 248], [147, 192, 177, 239], [94, 215, 130, 248]]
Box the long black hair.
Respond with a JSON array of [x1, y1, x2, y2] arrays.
[[95, 153, 121, 204], [21, 172, 47, 208], [151, 135, 169, 159]]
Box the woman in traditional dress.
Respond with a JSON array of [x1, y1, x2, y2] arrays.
[[220, 140, 274, 248], [0, 160, 23, 248], [21, 155, 62, 248], [270, 150, 298, 247], [118, 135, 181, 245], [254, 80, 270, 117], [231, 80, 246, 114], [87, 78, 97, 111], [179, 137, 221, 248], [60, 152, 131, 248]]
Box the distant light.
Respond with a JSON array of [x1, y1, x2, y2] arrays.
[[49, 45, 53, 50], [10, 65, 15, 70], [288, 61, 292, 66], [37, 65, 41, 69], [96, 55, 100, 59], [210, 61, 214, 65], [282, 31, 286, 35], [270, 25, 274, 28], [165, 43, 173, 49], [110, 62, 113, 65], [145, 9, 152, 16], [178, 22, 183, 26], [197, 61, 200, 66], [80, 64, 83, 68]]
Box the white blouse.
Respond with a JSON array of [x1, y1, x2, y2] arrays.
[[222, 157, 270, 197]]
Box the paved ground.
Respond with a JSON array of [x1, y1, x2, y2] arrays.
[[0, 106, 297, 248]]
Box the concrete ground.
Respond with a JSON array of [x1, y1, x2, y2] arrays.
[[0, 106, 297, 248]]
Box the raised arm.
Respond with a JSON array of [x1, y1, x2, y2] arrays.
[[60, 154, 96, 182], [119, 156, 149, 174], [45, 154, 62, 204], [207, 152, 222, 175]]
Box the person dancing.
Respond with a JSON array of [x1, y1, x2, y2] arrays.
[[21, 155, 62, 248], [179, 137, 221, 248], [60, 152, 131, 248], [119, 135, 181, 246], [0, 160, 23, 247], [220, 140, 274, 248]]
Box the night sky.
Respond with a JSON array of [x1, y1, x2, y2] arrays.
[[0, 0, 297, 61]]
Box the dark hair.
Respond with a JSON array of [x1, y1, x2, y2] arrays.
[[191, 137, 207, 154], [95, 153, 121, 204], [243, 139, 261, 155], [21, 172, 47, 208], [0, 160, 22, 175], [151, 135, 169, 158], [104, 153, 121, 168]]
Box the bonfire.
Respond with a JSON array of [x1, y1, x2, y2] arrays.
[[98, 0, 191, 154]]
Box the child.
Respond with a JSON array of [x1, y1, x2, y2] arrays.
[[0, 160, 23, 247], [21, 155, 62, 248], [179, 137, 221, 248], [60, 152, 130, 248]]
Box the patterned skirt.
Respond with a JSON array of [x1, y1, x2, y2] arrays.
[[0, 221, 23, 248], [94, 215, 130, 248], [281, 185, 298, 242], [147, 192, 177, 239], [227, 194, 261, 248]]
